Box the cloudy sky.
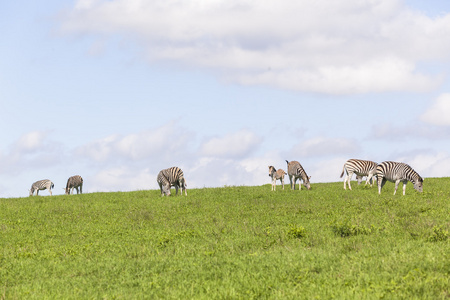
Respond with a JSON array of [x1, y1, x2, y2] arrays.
[[1, 0, 450, 197]]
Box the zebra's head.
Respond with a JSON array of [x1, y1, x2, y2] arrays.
[[268, 166, 276, 176], [414, 177, 424, 193], [162, 183, 171, 196], [356, 175, 363, 185], [304, 176, 312, 190], [29, 188, 34, 196]]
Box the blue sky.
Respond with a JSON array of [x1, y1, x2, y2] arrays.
[[1, 0, 450, 197]]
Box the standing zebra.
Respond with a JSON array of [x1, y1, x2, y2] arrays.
[[340, 159, 378, 190], [29, 179, 54, 196], [268, 166, 287, 191], [285, 160, 311, 190], [376, 161, 423, 195], [156, 167, 187, 196], [64, 175, 83, 195]]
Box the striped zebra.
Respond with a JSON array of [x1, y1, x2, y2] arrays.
[[29, 179, 54, 196], [64, 175, 83, 195], [285, 160, 311, 190], [156, 167, 187, 196], [376, 161, 423, 195], [268, 166, 287, 191], [340, 159, 378, 190]]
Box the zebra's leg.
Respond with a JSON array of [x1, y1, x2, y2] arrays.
[[281, 177, 285, 190], [175, 184, 179, 195], [347, 172, 353, 190], [49, 188, 52, 196], [298, 177, 302, 190], [289, 175, 293, 190], [378, 177, 386, 194], [343, 174, 347, 190], [80, 185, 83, 194], [402, 180, 407, 195], [393, 180, 401, 195], [158, 183, 164, 197]]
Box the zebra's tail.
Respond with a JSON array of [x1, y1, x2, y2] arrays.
[[51, 183, 55, 189], [340, 166, 345, 178]]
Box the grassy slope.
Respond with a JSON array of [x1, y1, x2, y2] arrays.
[[0, 179, 449, 299]]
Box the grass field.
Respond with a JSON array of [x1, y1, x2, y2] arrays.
[[1, 178, 449, 299]]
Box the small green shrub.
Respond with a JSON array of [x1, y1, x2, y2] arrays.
[[286, 225, 307, 239], [427, 226, 448, 242], [331, 221, 372, 237]]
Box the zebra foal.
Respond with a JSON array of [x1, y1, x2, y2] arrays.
[[376, 161, 423, 195], [157, 167, 187, 197], [268, 166, 287, 191], [64, 175, 83, 195], [285, 160, 311, 190], [29, 179, 54, 196], [340, 159, 377, 190]]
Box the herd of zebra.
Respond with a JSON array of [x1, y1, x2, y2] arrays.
[[28, 159, 423, 197], [269, 159, 423, 195], [29, 175, 83, 196], [28, 167, 188, 197]]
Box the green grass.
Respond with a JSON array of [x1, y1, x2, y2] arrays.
[[1, 179, 449, 299]]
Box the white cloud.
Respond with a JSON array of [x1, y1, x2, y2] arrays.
[[420, 93, 450, 126], [312, 157, 349, 183], [58, 0, 450, 94], [290, 137, 360, 158], [200, 129, 262, 158], [76, 122, 193, 163], [89, 166, 156, 192], [0, 131, 63, 175], [13, 131, 50, 153]]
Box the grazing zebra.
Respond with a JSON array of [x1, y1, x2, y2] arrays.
[[268, 166, 287, 191], [29, 179, 54, 196], [285, 160, 311, 190], [340, 159, 378, 190], [376, 161, 423, 195], [156, 167, 187, 196], [156, 171, 172, 196], [64, 175, 83, 195]]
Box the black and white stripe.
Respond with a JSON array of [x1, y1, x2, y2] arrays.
[[29, 179, 54, 196], [340, 159, 378, 190], [64, 175, 83, 195], [285, 160, 311, 190], [376, 161, 423, 195], [268, 166, 287, 191], [156, 167, 187, 196]]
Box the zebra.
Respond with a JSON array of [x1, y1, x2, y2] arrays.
[[268, 166, 287, 191], [376, 161, 423, 195], [285, 160, 311, 190], [29, 179, 54, 196], [64, 175, 83, 195], [156, 167, 187, 196], [340, 159, 378, 190], [156, 171, 172, 196]]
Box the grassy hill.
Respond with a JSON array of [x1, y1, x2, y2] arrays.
[[1, 179, 449, 299]]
